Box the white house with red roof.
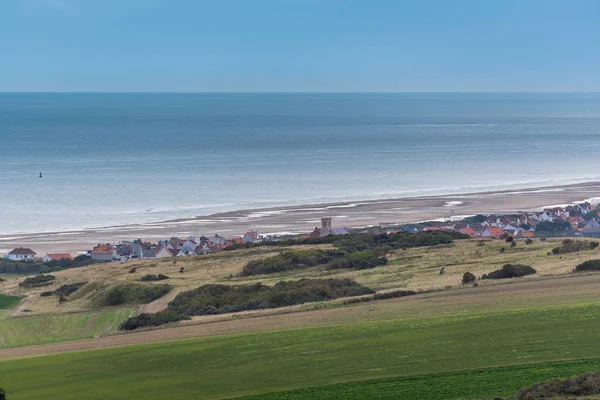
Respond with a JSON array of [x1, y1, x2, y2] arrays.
[[42, 253, 73, 263], [243, 231, 261, 244]]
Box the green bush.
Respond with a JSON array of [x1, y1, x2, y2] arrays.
[[0, 387, 5, 400], [100, 284, 171, 307], [40, 291, 53, 297], [167, 279, 374, 316], [140, 274, 170, 282], [325, 251, 388, 270], [18, 274, 55, 288], [513, 371, 600, 400], [462, 272, 476, 284], [552, 239, 599, 255], [120, 311, 190, 331], [574, 260, 600, 272], [240, 249, 344, 276], [535, 220, 571, 234], [482, 264, 536, 280], [53, 282, 87, 297]]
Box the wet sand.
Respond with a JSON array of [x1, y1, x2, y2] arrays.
[[2, 181, 600, 255]]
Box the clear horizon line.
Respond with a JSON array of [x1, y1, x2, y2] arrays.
[[1, 90, 600, 94]]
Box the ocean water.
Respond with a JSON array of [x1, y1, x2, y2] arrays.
[[1, 92, 600, 234]]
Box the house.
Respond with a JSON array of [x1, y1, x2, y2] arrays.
[[180, 240, 198, 253], [232, 237, 245, 245], [480, 227, 504, 238], [243, 231, 261, 243], [90, 244, 118, 262], [42, 253, 72, 263], [459, 227, 477, 237], [4, 247, 37, 261], [403, 226, 419, 233], [155, 246, 173, 259], [142, 249, 157, 259], [309, 227, 322, 238], [212, 234, 227, 245], [170, 249, 186, 257], [583, 220, 600, 236], [424, 226, 441, 231]]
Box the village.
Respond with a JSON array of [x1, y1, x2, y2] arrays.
[[4, 202, 600, 264]]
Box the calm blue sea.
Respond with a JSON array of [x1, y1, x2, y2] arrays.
[[1, 92, 600, 234]]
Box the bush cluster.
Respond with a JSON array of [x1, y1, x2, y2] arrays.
[[535, 220, 571, 234], [343, 290, 417, 305], [240, 231, 465, 276], [53, 282, 87, 296], [101, 284, 171, 307], [462, 272, 476, 284], [481, 264, 536, 280], [140, 274, 170, 282], [574, 259, 600, 272], [552, 239, 599, 255], [19, 274, 55, 288], [120, 311, 190, 331], [513, 371, 600, 400], [0, 254, 95, 275], [167, 278, 374, 316]]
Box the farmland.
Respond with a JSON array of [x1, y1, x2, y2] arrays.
[[3, 273, 600, 399], [0, 308, 135, 348], [2, 237, 600, 399]]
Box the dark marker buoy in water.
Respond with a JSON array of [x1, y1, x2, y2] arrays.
[[39, 172, 42, 178]]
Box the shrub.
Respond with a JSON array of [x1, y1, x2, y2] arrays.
[[129, 267, 137, 273], [505, 235, 514, 243], [101, 284, 171, 307], [462, 272, 476, 284], [574, 260, 600, 272], [120, 311, 190, 331], [167, 279, 373, 316], [535, 220, 571, 234], [499, 247, 505, 253], [19, 274, 55, 288], [540, 237, 547, 241], [0, 387, 5, 400], [40, 291, 53, 297], [510, 241, 517, 247], [482, 264, 536, 280], [53, 282, 87, 296], [513, 371, 600, 400], [140, 274, 170, 282], [325, 251, 388, 271], [552, 239, 599, 255], [524, 238, 533, 245]]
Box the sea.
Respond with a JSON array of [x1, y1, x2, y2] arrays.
[[1, 92, 600, 234]]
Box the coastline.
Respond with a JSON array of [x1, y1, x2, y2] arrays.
[[2, 181, 600, 255]]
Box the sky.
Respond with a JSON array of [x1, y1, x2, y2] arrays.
[[0, 0, 599, 92]]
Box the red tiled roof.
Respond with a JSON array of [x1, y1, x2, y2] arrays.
[[424, 226, 441, 231], [92, 244, 115, 254], [44, 253, 72, 261]]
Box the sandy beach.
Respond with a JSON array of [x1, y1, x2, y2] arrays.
[[2, 181, 600, 255]]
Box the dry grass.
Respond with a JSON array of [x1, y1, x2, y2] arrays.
[[0, 238, 598, 317]]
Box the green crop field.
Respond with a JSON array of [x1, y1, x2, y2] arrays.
[[239, 358, 600, 400], [0, 293, 21, 309], [3, 300, 600, 399], [0, 308, 136, 348]]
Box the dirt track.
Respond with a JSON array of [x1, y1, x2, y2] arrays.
[[2, 273, 600, 360]]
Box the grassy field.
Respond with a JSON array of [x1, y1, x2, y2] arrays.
[[0, 308, 135, 348], [238, 358, 600, 400], [0, 293, 21, 309], [3, 294, 600, 399]]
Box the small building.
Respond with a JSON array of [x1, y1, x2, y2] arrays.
[[583, 219, 600, 236], [212, 234, 227, 246], [155, 246, 173, 259], [90, 244, 118, 262], [330, 227, 350, 235], [4, 247, 37, 261], [42, 253, 73, 263], [243, 231, 261, 243], [480, 227, 504, 238]]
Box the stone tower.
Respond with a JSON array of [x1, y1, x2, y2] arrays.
[[321, 217, 332, 237]]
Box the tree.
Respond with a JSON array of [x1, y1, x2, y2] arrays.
[[0, 387, 6, 400], [520, 223, 531, 231], [462, 272, 476, 285]]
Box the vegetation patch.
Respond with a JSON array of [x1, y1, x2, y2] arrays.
[[552, 239, 599, 255], [18, 274, 55, 288], [119, 311, 190, 331], [139, 274, 170, 282], [510, 370, 600, 400], [98, 284, 172, 307], [575, 260, 600, 272], [53, 282, 87, 297], [240, 231, 465, 276], [0, 293, 22, 309], [0, 255, 95, 275], [482, 264, 537, 280], [168, 278, 373, 316]]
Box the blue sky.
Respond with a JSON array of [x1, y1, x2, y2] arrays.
[[1, 0, 599, 92]]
